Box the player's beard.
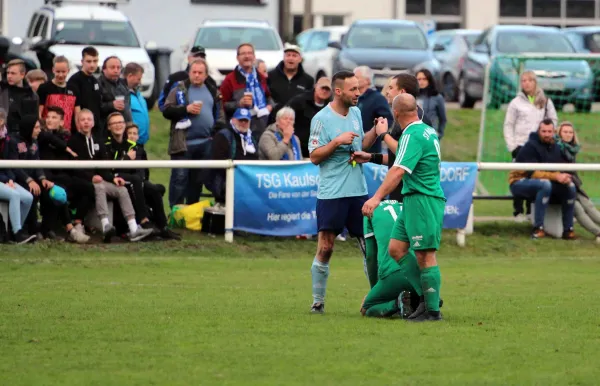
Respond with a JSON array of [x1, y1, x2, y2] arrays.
[[342, 93, 358, 108]]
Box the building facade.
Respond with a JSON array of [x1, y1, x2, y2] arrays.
[[290, 0, 600, 33]]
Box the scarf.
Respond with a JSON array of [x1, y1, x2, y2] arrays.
[[175, 88, 192, 130], [555, 135, 580, 163], [237, 66, 269, 118], [230, 120, 256, 156], [274, 131, 301, 160]]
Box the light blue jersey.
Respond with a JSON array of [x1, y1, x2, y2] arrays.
[[308, 104, 368, 199]]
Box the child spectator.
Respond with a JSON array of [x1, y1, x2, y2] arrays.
[[13, 116, 87, 242], [0, 109, 36, 243], [39, 106, 92, 242], [126, 124, 181, 240], [25, 69, 47, 93], [104, 112, 157, 234], [67, 109, 153, 243], [37, 56, 80, 133]]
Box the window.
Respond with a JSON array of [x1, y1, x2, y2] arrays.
[[585, 33, 600, 52], [39, 16, 49, 38], [532, 0, 561, 17], [52, 20, 140, 47], [499, 0, 527, 17], [346, 25, 428, 50], [496, 31, 575, 53], [190, 0, 267, 5], [463, 33, 481, 47], [26, 14, 38, 37], [195, 27, 281, 51], [567, 0, 596, 18], [406, 0, 426, 15], [295, 31, 312, 49], [323, 15, 344, 27], [305, 31, 330, 52], [293, 15, 314, 37], [32, 15, 45, 37], [436, 22, 461, 30], [431, 0, 460, 16]]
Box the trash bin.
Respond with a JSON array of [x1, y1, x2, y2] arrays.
[[146, 47, 172, 109]]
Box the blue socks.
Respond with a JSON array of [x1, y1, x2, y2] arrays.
[[311, 257, 329, 304]]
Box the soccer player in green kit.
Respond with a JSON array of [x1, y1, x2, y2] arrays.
[[360, 200, 422, 318], [362, 93, 445, 322]]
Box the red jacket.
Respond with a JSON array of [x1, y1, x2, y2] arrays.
[[220, 68, 272, 121]]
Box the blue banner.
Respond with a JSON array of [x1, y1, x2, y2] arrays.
[[233, 162, 477, 236]]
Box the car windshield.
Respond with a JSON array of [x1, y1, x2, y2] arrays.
[[464, 33, 479, 47], [194, 27, 281, 50], [52, 20, 139, 47], [497, 31, 574, 53], [346, 25, 428, 50]]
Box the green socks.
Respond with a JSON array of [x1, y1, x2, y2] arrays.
[[420, 266, 441, 312]]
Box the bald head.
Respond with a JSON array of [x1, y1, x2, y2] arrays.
[[392, 93, 420, 128]]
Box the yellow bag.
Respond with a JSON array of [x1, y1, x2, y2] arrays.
[[169, 200, 212, 231]]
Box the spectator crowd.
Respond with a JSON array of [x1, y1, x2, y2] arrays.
[[0, 39, 591, 244]]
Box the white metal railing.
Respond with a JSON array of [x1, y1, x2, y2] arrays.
[[2, 160, 600, 245]]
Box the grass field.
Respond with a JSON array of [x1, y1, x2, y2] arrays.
[[2, 108, 600, 384]]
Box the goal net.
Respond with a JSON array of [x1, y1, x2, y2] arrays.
[[476, 53, 600, 202]]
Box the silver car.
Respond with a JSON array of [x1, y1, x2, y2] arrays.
[[430, 29, 481, 102]]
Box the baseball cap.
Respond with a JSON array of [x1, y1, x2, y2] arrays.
[[49, 185, 67, 206], [189, 46, 206, 57], [315, 77, 332, 90], [232, 108, 252, 121], [284, 43, 302, 55]]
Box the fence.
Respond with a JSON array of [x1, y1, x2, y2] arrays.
[[1, 160, 600, 246], [477, 53, 600, 202]]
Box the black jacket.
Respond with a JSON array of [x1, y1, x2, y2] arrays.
[[13, 116, 46, 185], [104, 134, 137, 176], [268, 62, 314, 108], [98, 75, 133, 123], [67, 131, 113, 182], [388, 105, 432, 202], [0, 135, 18, 183], [38, 129, 70, 180], [516, 132, 564, 170], [131, 143, 149, 181], [67, 71, 103, 135], [0, 82, 39, 135], [160, 67, 217, 111], [287, 89, 330, 158]]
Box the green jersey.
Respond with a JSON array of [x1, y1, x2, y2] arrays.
[[393, 121, 445, 200], [364, 200, 417, 279]]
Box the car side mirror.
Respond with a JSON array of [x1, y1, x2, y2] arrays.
[[433, 43, 445, 52], [327, 41, 342, 50], [474, 44, 489, 54]]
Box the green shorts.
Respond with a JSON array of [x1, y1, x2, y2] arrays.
[[390, 194, 445, 251], [362, 270, 413, 317]]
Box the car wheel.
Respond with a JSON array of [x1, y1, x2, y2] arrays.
[[443, 73, 458, 102], [458, 76, 476, 109]]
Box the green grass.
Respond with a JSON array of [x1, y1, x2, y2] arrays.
[[1, 223, 600, 385]]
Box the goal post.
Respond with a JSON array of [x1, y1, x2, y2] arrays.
[[476, 53, 600, 202]]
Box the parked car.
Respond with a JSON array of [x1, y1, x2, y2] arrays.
[[330, 19, 440, 90], [430, 29, 481, 101], [18, 0, 157, 107], [459, 25, 594, 112], [563, 26, 600, 101], [181, 19, 283, 86], [295, 25, 348, 81]]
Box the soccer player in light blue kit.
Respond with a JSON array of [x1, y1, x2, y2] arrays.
[[308, 70, 384, 313]]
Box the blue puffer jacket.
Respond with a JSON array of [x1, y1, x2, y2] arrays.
[[130, 89, 150, 145]]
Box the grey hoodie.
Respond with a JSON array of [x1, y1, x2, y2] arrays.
[[258, 123, 302, 161], [503, 91, 558, 152]]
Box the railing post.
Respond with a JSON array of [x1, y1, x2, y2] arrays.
[[225, 162, 235, 243]]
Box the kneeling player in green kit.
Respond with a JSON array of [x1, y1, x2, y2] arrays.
[[360, 200, 422, 318]]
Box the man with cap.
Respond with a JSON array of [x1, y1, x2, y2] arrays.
[[208, 107, 259, 209], [158, 46, 217, 112], [286, 76, 332, 158], [267, 43, 314, 123]]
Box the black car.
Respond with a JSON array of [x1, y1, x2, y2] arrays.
[[330, 19, 441, 90]]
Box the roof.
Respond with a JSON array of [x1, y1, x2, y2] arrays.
[[493, 25, 561, 33], [563, 26, 600, 33], [201, 19, 272, 29], [45, 4, 128, 21], [351, 19, 418, 27]]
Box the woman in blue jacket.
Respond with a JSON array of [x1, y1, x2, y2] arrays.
[[416, 69, 447, 140]]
